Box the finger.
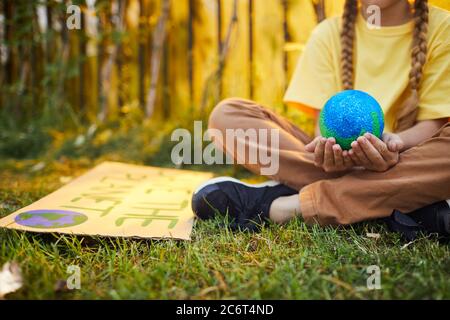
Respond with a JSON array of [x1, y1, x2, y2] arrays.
[[351, 141, 371, 166], [388, 140, 398, 152], [382, 132, 391, 144], [358, 136, 385, 167], [333, 144, 344, 169], [382, 133, 394, 151], [388, 135, 404, 152], [305, 137, 320, 153], [324, 138, 335, 169], [365, 133, 391, 160], [348, 149, 362, 166], [382, 133, 401, 152], [395, 136, 405, 152], [314, 137, 326, 167], [343, 150, 354, 169]]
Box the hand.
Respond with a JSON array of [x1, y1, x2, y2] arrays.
[[305, 136, 355, 173], [382, 132, 405, 153], [348, 132, 404, 172]]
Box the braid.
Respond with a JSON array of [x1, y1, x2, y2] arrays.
[[396, 0, 429, 131], [341, 0, 358, 90], [409, 0, 429, 93], [338, 0, 430, 131]]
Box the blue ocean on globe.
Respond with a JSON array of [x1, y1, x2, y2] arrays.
[[319, 90, 385, 150]]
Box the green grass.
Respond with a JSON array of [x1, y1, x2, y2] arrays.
[[0, 158, 449, 300]]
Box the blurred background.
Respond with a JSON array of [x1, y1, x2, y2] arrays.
[[0, 0, 449, 168]]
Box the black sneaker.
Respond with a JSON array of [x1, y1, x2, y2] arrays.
[[409, 200, 450, 237], [192, 177, 298, 231], [384, 201, 450, 241]]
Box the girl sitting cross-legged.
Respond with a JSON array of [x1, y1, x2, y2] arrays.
[[192, 0, 450, 238]]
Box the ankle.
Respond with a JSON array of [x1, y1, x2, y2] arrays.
[[269, 195, 301, 224]]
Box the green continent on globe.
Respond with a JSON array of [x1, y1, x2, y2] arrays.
[[319, 110, 383, 150], [370, 111, 383, 138], [319, 114, 356, 150]]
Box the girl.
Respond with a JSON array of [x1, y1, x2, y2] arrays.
[[192, 0, 450, 237]]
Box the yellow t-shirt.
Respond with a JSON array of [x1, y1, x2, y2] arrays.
[[284, 5, 450, 133]]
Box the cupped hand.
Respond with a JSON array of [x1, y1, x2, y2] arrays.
[[348, 132, 404, 172], [305, 136, 355, 173]]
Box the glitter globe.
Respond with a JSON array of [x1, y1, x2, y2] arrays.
[[319, 90, 385, 150]]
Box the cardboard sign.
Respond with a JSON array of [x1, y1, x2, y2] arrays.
[[0, 162, 213, 240]]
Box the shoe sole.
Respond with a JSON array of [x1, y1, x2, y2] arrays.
[[194, 177, 280, 195]]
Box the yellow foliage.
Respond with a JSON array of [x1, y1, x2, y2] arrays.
[[93, 130, 113, 146], [430, 0, 450, 11]]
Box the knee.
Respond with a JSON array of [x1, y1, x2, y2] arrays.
[[208, 98, 248, 131]]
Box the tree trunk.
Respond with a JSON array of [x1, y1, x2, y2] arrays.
[[3, 0, 13, 85], [145, 0, 171, 118], [187, 0, 195, 105], [200, 0, 238, 112], [138, 0, 146, 110], [98, 0, 126, 122]]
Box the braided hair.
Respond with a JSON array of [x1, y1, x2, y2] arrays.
[[409, 0, 429, 93], [341, 0, 358, 90], [340, 0, 429, 94]]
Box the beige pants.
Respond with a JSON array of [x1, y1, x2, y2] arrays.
[[208, 98, 450, 226]]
